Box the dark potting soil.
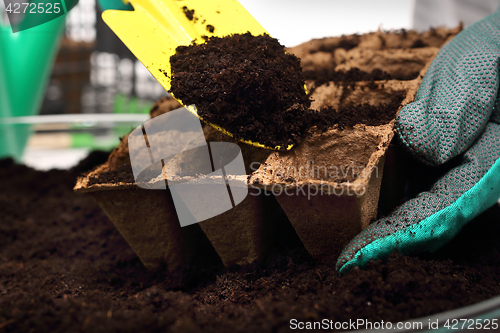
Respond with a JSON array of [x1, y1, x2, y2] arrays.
[[303, 68, 420, 93], [310, 36, 361, 54], [411, 39, 428, 48], [1, 154, 500, 332], [311, 93, 406, 131], [306, 29, 430, 55], [305, 68, 406, 99], [86, 163, 135, 187], [304, 68, 394, 84]]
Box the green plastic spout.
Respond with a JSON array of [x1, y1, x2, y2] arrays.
[[0, 0, 78, 161]]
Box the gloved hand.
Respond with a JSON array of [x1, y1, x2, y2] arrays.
[[337, 9, 500, 274]]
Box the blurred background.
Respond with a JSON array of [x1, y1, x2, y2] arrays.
[[1, 0, 499, 170]]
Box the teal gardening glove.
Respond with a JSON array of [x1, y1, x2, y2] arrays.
[[337, 10, 500, 274]]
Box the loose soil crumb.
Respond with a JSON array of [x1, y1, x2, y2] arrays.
[[1, 156, 500, 332], [182, 6, 195, 21]]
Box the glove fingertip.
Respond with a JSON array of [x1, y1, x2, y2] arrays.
[[336, 237, 371, 275], [336, 255, 359, 276]]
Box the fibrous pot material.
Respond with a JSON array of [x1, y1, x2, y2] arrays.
[[245, 27, 461, 262], [75, 26, 462, 270]]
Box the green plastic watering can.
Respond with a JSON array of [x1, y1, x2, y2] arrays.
[[0, 0, 78, 161]]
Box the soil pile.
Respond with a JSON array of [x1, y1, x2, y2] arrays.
[[168, 33, 312, 148]]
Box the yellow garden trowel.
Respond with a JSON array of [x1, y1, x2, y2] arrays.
[[101, 0, 293, 150]]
